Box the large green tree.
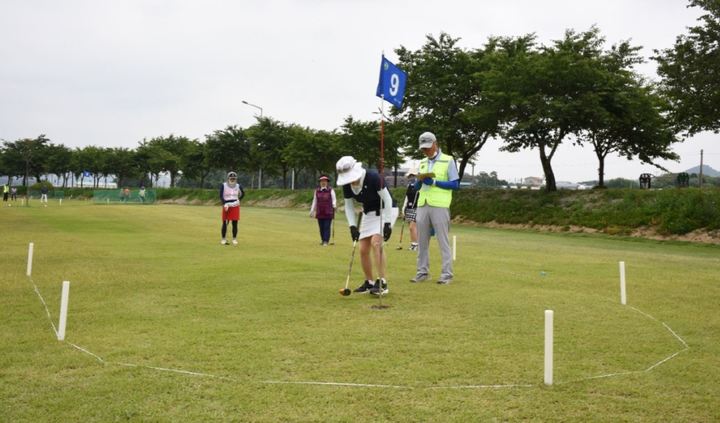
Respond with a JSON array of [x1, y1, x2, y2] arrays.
[[104, 148, 138, 188], [141, 135, 193, 187], [654, 0, 720, 134], [2, 135, 51, 186], [337, 116, 381, 169], [246, 118, 294, 188], [45, 144, 73, 187], [491, 29, 606, 191], [182, 140, 213, 188], [205, 125, 252, 175], [394, 33, 505, 179], [576, 41, 680, 187]]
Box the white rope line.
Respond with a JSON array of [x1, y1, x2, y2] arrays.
[[29, 277, 58, 336], [67, 342, 105, 363], [661, 322, 690, 349], [428, 383, 534, 389], [263, 380, 408, 389], [115, 362, 229, 379], [645, 350, 685, 372]]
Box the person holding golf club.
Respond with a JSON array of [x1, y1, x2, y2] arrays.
[[336, 156, 398, 296], [309, 175, 336, 246], [410, 132, 460, 285], [219, 171, 245, 245], [401, 168, 420, 251]]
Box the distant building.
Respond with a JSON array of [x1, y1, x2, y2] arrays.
[[523, 176, 544, 187]]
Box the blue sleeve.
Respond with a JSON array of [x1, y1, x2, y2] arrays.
[[238, 185, 245, 200], [219, 184, 224, 202], [435, 180, 460, 190]]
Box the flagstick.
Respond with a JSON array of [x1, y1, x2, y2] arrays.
[[377, 93, 386, 310]]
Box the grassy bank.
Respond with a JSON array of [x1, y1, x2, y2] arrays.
[[31, 186, 720, 236], [453, 188, 720, 235]]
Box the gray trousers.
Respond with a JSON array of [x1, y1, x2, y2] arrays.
[[416, 205, 453, 280]]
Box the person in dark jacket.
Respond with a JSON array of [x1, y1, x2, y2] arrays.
[[309, 175, 337, 246]]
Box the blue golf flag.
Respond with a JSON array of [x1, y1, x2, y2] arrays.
[[376, 55, 407, 109]]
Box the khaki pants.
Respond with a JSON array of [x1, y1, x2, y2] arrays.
[[415, 205, 453, 281]]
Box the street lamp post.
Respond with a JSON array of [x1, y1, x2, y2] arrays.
[[242, 100, 263, 118], [242, 100, 264, 188]]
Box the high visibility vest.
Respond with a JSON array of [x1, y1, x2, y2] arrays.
[[417, 152, 454, 208]]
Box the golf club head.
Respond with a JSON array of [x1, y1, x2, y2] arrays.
[[339, 288, 351, 296], [396, 245, 402, 250]]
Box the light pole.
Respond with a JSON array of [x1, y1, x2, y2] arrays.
[[242, 100, 264, 188], [242, 100, 263, 118]]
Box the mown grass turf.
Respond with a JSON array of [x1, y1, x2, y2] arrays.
[[1, 200, 719, 421]]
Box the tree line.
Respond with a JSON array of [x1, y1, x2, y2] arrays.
[[2, 1, 717, 191]]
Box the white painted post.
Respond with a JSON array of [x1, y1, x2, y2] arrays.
[[59, 198, 63, 206], [26, 242, 34, 276], [544, 310, 554, 385], [452, 235, 457, 261], [619, 261, 627, 305], [57, 281, 70, 341]]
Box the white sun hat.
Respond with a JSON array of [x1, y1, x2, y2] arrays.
[[336, 156, 364, 186], [418, 132, 436, 149]]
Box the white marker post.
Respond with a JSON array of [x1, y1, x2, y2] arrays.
[[452, 235, 457, 261], [619, 261, 627, 305], [26, 242, 34, 277], [57, 281, 70, 341], [544, 310, 554, 385], [59, 198, 63, 206]]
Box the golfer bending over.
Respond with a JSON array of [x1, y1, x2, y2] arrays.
[[336, 156, 398, 295]]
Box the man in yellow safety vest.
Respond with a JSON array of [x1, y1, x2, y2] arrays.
[[410, 132, 460, 285]]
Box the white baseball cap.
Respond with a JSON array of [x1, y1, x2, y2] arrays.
[[336, 156, 365, 186], [418, 132, 436, 149]]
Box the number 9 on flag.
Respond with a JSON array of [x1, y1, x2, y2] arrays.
[[376, 55, 408, 109]]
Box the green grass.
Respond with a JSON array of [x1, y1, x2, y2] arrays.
[[1, 201, 719, 421]]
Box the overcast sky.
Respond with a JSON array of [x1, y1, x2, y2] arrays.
[[1, 0, 717, 182]]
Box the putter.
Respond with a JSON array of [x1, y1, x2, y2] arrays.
[[339, 212, 361, 296], [330, 219, 335, 245], [396, 218, 405, 250], [339, 240, 358, 296]]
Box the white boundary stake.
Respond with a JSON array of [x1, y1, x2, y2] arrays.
[[452, 235, 457, 261], [544, 310, 554, 385], [26, 242, 34, 276], [619, 261, 627, 305], [57, 281, 70, 341], [59, 198, 63, 206]]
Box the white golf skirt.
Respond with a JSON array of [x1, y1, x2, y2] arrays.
[[359, 207, 399, 240]]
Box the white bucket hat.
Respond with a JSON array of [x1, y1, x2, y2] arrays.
[[336, 156, 365, 186]]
